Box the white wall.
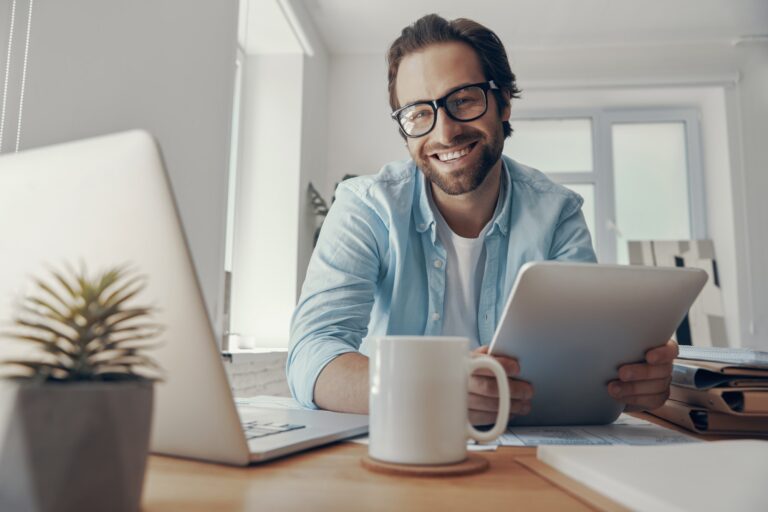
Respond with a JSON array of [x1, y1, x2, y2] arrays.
[[0, 0, 238, 342], [325, 55, 407, 199], [323, 41, 768, 349]]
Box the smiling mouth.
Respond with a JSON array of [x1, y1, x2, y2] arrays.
[[431, 142, 477, 163]]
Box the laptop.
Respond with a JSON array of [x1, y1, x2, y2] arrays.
[[0, 130, 368, 466], [489, 261, 707, 426]]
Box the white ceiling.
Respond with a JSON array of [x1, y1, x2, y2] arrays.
[[301, 0, 768, 55]]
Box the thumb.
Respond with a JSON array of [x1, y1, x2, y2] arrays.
[[472, 345, 490, 355]]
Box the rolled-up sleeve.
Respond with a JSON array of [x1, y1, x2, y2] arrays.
[[287, 184, 385, 408]]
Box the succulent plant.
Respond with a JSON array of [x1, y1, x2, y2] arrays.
[[2, 264, 162, 382]]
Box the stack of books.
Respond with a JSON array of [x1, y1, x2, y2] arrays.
[[650, 346, 768, 435]]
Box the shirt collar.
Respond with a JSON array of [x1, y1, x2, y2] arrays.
[[413, 159, 513, 238], [414, 165, 435, 235], [490, 157, 513, 237]]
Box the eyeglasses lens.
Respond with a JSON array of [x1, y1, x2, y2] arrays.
[[446, 86, 487, 121], [399, 104, 434, 137], [398, 85, 488, 137]]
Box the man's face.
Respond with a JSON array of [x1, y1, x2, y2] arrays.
[[395, 42, 510, 196]]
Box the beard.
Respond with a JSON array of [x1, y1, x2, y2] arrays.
[[414, 124, 505, 196]]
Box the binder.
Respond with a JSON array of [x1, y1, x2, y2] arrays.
[[651, 399, 768, 435], [671, 360, 768, 390], [669, 386, 768, 415]]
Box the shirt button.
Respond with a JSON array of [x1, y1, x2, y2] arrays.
[[433, 259, 443, 268], [432, 312, 440, 321], [418, 223, 426, 230]]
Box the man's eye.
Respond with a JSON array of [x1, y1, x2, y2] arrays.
[[406, 110, 430, 121], [451, 97, 477, 108]]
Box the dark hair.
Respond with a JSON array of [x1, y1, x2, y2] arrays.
[[386, 14, 522, 138]]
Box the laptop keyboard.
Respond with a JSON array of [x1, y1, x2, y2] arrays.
[[242, 420, 305, 440]]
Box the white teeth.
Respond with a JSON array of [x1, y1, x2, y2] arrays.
[[436, 145, 471, 162]]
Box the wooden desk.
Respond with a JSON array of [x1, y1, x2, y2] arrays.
[[140, 414, 718, 512], [142, 444, 624, 512]]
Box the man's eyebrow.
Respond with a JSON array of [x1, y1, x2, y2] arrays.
[[401, 81, 479, 107]]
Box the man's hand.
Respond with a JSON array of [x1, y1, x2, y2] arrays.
[[609, 339, 679, 412], [469, 345, 533, 425]]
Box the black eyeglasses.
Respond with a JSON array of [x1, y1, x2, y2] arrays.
[[391, 80, 499, 138]]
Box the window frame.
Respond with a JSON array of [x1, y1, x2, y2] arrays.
[[508, 107, 707, 263]]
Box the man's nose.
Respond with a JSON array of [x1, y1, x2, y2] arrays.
[[431, 108, 462, 145]]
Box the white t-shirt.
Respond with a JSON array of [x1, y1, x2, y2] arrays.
[[428, 189, 492, 350]]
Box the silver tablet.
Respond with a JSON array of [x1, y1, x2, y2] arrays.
[[488, 261, 707, 426]]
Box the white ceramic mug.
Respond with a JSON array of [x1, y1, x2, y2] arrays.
[[369, 336, 510, 465]]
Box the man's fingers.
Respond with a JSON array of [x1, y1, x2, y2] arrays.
[[469, 410, 503, 426], [618, 362, 673, 382], [468, 347, 533, 423], [472, 356, 519, 377], [470, 346, 520, 376], [469, 375, 533, 400], [469, 393, 531, 415], [608, 377, 671, 399], [612, 339, 675, 411], [645, 339, 679, 364], [468, 393, 504, 412], [617, 392, 670, 411]]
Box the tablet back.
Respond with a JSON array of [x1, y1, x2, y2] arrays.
[[489, 261, 707, 426]]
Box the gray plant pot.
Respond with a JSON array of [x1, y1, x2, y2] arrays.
[[0, 380, 154, 512]]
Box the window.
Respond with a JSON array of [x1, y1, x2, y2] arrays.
[[506, 109, 705, 263]]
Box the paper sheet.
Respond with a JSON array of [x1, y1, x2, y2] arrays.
[[495, 414, 699, 447], [347, 414, 696, 449], [235, 395, 304, 410], [235, 397, 698, 447]]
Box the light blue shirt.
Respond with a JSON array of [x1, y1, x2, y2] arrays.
[[287, 155, 597, 408]]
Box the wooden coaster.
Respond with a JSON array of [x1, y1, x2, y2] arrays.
[[361, 453, 490, 477]]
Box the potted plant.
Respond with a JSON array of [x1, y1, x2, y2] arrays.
[[0, 264, 162, 512]]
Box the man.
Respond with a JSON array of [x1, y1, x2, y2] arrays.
[[287, 14, 677, 424]]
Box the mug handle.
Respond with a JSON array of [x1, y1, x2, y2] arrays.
[[466, 355, 511, 443]]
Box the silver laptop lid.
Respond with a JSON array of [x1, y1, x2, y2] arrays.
[[0, 131, 250, 465]]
